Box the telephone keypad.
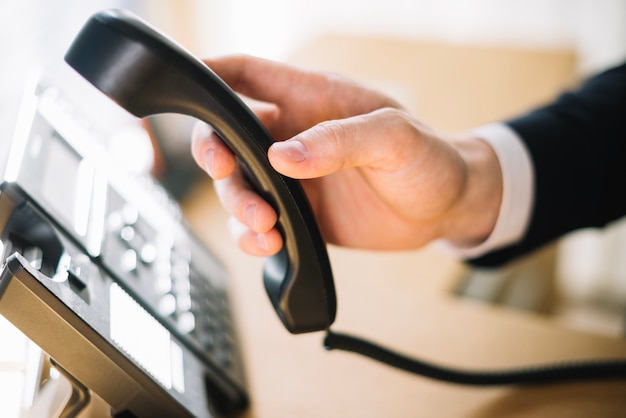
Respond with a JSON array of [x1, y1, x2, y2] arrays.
[[101, 186, 240, 373]]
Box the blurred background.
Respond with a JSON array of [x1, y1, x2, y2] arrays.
[[1, 0, 625, 416]]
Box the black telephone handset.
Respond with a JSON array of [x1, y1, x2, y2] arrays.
[[65, 9, 336, 334]]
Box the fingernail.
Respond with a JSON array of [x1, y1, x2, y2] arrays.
[[203, 148, 215, 177], [244, 204, 257, 229], [271, 140, 308, 162], [197, 122, 213, 138], [256, 233, 269, 252]]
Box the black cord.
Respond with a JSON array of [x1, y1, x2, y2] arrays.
[[324, 330, 626, 386]]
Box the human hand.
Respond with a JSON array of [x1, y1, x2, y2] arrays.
[[191, 55, 502, 256]]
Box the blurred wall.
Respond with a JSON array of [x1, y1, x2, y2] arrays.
[[185, 0, 626, 75]]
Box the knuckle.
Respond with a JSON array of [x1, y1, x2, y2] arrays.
[[374, 107, 421, 137], [373, 106, 406, 122], [318, 120, 349, 146]]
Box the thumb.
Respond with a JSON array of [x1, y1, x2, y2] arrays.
[[268, 108, 413, 179]]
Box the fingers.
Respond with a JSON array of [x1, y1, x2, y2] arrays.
[[204, 55, 391, 115], [212, 167, 281, 255], [269, 107, 418, 179], [192, 121, 282, 255], [203, 54, 311, 106], [227, 217, 283, 256], [213, 170, 278, 234], [191, 94, 281, 178], [191, 123, 237, 179]]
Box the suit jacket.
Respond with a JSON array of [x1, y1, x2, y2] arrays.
[[471, 62, 626, 267]]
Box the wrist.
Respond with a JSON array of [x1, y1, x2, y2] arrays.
[[440, 135, 503, 247]]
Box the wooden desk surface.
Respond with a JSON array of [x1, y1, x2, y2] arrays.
[[182, 181, 626, 418]]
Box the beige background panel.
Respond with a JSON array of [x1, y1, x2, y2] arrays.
[[288, 34, 577, 131]]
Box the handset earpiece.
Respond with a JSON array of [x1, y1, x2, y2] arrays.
[[65, 9, 336, 333]]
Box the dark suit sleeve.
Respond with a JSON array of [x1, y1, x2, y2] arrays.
[[470, 62, 626, 267]]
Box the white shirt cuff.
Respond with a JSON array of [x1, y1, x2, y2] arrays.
[[438, 123, 534, 259]]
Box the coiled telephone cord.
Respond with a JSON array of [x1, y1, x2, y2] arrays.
[[324, 330, 626, 385]]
